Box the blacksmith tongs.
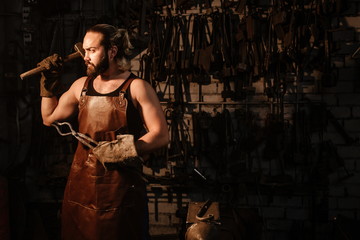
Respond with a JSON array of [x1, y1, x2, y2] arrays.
[[51, 121, 98, 149]]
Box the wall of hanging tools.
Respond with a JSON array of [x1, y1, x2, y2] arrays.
[[135, 0, 360, 239], [138, 0, 349, 181]]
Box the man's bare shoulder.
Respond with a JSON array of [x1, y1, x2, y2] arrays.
[[130, 78, 151, 91], [68, 76, 88, 99], [129, 78, 160, 104], [71, 76, 88, 88], [129, 78, 159, 104]]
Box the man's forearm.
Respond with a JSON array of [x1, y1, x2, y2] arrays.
[[41, 97, 59, 126], [135, 131, 169, 159]]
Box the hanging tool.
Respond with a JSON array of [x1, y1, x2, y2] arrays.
[[196, 199, 214, 221]]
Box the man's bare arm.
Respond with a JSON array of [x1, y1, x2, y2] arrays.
[[131, 79, 169, 157], [41, 77, 86, 126]]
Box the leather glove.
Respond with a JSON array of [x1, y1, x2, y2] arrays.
[[37, 54, 63, 97], [92, 134, 143, 168]]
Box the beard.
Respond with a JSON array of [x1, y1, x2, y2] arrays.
[[86, 52, 110, 77]]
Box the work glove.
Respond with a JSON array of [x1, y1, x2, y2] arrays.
[[37, 54, 63, 97], [92, 134, 143, 168]]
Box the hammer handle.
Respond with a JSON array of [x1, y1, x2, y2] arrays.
[[20, 66, 47, 80], [20, 51, 82, 80], [63, 51, 82, 62]]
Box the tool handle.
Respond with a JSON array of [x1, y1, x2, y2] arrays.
[[20, 66, 47, 80], [63, 51, 82, 62], [20, 51, 82, 80]]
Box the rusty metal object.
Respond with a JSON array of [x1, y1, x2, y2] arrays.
[[185, 200, 221, 240], [185, 221, 221, 240]]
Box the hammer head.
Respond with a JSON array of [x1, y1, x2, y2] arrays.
[[74, 42, 85, 58], [62, 42, 85, 62]]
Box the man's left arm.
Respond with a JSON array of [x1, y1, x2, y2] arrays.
[[131, 79, 169, 158]]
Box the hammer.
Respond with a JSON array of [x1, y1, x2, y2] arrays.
[[20, 42, 85, 80]]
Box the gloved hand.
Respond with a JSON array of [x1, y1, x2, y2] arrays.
[[92, 134, 143, 168], [37, 54, 63, 97]]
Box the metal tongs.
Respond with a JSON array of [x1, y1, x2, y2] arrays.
[[51, 121, 98, 149]]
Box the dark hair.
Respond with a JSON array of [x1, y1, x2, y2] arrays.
[[87, 24, 133, 71]]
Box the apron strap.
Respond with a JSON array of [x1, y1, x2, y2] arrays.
[[80, 75, 94, 97], [120, 74, 137, 93]]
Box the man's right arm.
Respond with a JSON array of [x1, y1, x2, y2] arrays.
[[41, 77, 86, 126]]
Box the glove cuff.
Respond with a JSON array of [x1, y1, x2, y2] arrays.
[[92, 134, 140, 168], [40, 74, 61, 97]]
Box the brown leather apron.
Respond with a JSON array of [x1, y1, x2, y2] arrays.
[[61, 75, 149, 240]]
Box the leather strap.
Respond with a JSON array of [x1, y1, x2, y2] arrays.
[[120, 74, 136, 93]]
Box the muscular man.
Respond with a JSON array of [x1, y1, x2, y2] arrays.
[[39, 24, 169, 240]]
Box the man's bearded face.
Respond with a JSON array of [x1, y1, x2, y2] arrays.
[[86, 50, 109, 77]]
